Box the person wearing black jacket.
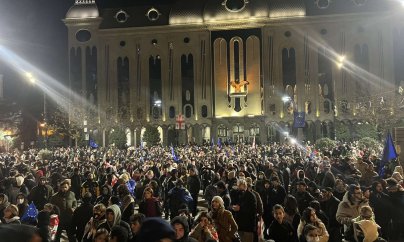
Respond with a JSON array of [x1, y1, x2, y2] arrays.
[[231, 179, 257, 242], [28, 176, 54, 210], [369, 181, 392, 239], [320, 187, 341, 242], [187, 167, 201, 216], [71, 192, 94, 242], [268, 204, 298, 242]]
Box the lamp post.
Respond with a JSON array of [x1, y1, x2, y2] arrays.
[[25, 72, 47, 148]]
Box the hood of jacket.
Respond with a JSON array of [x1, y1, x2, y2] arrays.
[[106, 204, 121, 227], [171, 216, 190, 239], [0, 194, 10, 210]]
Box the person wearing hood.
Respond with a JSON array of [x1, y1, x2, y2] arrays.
[[82, 203, 107, 242], [71, 192, 94, 241], [28, 176, 54, 210], [171, 215, 198, 242], [336, 184, 369, 233], [1, 204, 20, 224], [209, 196, 238, 242], [0, 193, 11, 218], [98, 181, 111, 198], [97, 204, 133, 240]]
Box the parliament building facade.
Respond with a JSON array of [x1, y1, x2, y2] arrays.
[[64, 0, 404, 146]]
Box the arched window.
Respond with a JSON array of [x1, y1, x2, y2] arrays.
[[169, 106, 175, 119], [201, 105, 208, 118]]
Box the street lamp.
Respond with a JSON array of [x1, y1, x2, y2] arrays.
[[25, 72, 47, 148]]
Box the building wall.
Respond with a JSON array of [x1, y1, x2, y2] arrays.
[[64, 4, 404, 145]]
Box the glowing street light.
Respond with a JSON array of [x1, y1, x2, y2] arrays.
[[25, 72, 36, 84], [282, 96, 291, 103], [337, 55, 346, 69]]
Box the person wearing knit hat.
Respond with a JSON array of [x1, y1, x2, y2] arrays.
[[210, 196, 238, 242], [137, 217, 176, 242]]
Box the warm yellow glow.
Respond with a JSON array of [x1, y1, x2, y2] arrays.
[[216, 116, 223, 119], [248, 115, 254, 117], [316, 110, 320, 117], [280, 112, 284, 119], [40, 122, 46, 127]]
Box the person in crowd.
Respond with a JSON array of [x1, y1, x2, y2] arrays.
[[344, 205, 379, 242], [215, 180, 231, 210], [168, 179, 193, 219], [319, 187, 341, 242], [138, 187, 162, 217], [294, 181, 315, 215], [97, 204, 133, 240], [0, 224, 43, 242], [268, 204, 297, 242], [81, 172, 100, 203], [93, 228, 109, 242], [28, 176, 54, 210], [129, 213, 145, 242], [109, 225, 129, 242], [333, 179, 347, 201], [209, 196, 238, 242], [171, 215, 198, 242], [336, 184, 369, 233], [71, 192, 94, 242], [369, 181, 392, 239], [386, 178, 404, 240], [1, 204, 20, 224], [163, 169, 179, 219], [4, 177, 20, 205], [49, 179, 77, 242], [316, 159, 336, 189], [189, 211, 218, 242], [300, 224, 321, 242], [15, 193, 28, 218], [82, 203, 107, 242], [0, 193, 11, 218], [117, 184, 135, 223], [284, 194, 301, 231], [309, 200, 329, 230], [36, 210, 51, 242], [137, 217, 176, 242], [187, 167, 201, 216], [230, 178, 257, 242], [297, 207, 329, 242], [95, 184, 112, 206], [70, 167, 82, 200]]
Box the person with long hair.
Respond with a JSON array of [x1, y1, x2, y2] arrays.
[[138, 187, 162, 217], [190, 211, 218, 242], [284, 195, 301, 231], [209, 196, 238, 242], [297, 207, 329, 242]]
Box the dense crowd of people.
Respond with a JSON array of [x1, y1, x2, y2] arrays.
[[0, 141, 402, 242]]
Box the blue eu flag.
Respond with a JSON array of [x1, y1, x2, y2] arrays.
[[89, 139, 98, 148], [293, 112, 306, 128], [379, 132, 398, 177]]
